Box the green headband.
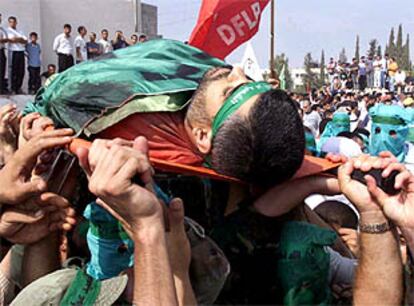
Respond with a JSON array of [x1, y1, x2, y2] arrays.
[[372, 116, 405, 126], [211, 81, 272, 136]]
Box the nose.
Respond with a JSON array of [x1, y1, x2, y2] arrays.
[[227, 66, 248, 83]]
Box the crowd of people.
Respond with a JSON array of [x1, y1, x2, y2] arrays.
[[0, 13, 148, 95], [326, 54, 410, 94], [0, 12, 414, 306]]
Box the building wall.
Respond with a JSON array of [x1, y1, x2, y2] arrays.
[[0, 0, 157, 72]]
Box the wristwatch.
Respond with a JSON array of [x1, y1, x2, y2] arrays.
[[359, 221, 394, 234]]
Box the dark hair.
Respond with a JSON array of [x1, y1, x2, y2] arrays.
[[314, 200, 358, 229], [29, 32, 38, 37], [353, 127, 370, 138], [131, 34, 138, 39], [211, 89, 305, 187], [78, 26, 86, 34], [64, 24, 72, 29], [101, 29, 108, 33], [139, 34, 147, 40], [337, 131, 354, 139], [48, 64, 56, 69], [8, 16, 16, 22]]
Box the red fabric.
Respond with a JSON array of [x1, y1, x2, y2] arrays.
[[189, 0, 270, 59], [98, 112, 204, 166]]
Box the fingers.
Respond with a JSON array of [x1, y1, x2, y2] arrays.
[[168, 198, 185, 233], [2, 208, 45, 224], [39, 192, 71, 209], [365, 174, 388, 207], [20, 113, 41, 140], [75, 147, 92, 177], [326, 153, 348, 164]]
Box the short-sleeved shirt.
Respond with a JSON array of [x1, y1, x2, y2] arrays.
[[98, 39, 112, 53], [0, 27, 7, 49], [26, 43, 41, 67], [53, 33, 73, 55], [86, 41, 101, 59], [74, 35, 87, 62], [7, 27, 26, 52]]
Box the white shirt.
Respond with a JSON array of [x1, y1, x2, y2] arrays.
[[98, 39, 112, 54], [380, 58, 387, 72], [395, 71, 406, 84], [0, 26, 7, 49], [74, 35, 87, 62], [53, 33, 73, 55], [6, 27, 27, 52], [373, 59, 381, 72]]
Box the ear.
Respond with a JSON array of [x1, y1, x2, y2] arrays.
[[192, 126, 212, 154]]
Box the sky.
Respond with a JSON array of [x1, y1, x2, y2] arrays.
[[144, 0, 414, 69]]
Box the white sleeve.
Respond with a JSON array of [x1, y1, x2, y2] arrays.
[[74, 37, 80, 48], [53, 35, 59, 52]]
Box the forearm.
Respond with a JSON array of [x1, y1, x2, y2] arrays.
[[173, 272, 197, 306], [132, 223, 178, 306], [254, 176, 319, 216], [354, 211, 403, 306], [400, 226, 414, 257], [21, 233, 60, 287]]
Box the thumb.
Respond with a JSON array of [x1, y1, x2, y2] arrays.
[[74, 147, 92, 177], [133, 136, 149, 155], [18, 178, 47, 198]]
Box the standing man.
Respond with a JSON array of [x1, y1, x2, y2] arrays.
[[388, 57, 399, 92], [53, 24, 74, 73], [358, 56, 367, 91], [74, 26, 87, 64], [25, 32, 41, 94], [349, 58, 359, 90], [7, 16, 27, 94], [366, 55, 374, 89], [381, 54, 389, 89], [327, 57, 337, 85], [373, 55, 382, 89], [112, 31, 128, 50], [0, 13, 9, 95], [98, 29, 112, 54], [86, 32, 101, 59]]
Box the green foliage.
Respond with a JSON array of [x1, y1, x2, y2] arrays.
[[339, 48, 347, 64], [302, 53, 319, 89], [272, 53, 294, 90], [355, 35, 360, 60], [318, 49, 327, 87], [377, 45, 382, 57], [368, 39, 378, 58]]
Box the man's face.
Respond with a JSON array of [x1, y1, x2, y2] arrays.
[[64, 27, 71, 35], [102, 31, 108, 40], [81, 28, 87, 36], [48, 66, 56, 74], [90, 34, 96, 42], [116, 31, 123, 39], [131, 36, 137, 44], [30, 35, 37, 43], [8, 18, 16, 29], [202, 66, 253, 120], [185, 66, 259, 154]]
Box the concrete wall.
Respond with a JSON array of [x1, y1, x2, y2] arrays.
[[0, 0, 157, 72]]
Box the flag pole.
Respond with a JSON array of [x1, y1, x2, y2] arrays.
[[270, 0, 276, 78]]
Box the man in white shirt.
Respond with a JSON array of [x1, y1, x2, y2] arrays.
[[373, 55, 382, 88], [380, 54, 388, 89], [7, 16, 27, 94], [74, 26, 87, 63], [98, 29, 113, 54], [53, 24, 74, 72], [0, 13, 9, 94]]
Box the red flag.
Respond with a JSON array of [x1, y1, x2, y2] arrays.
[[189, 0, 271, 60]]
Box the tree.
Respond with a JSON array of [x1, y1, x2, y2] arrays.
[[377, 45, 382, 57], [396, 24, 404, 65], [318, 49, 326, 87], [405, 34, 411, 71], [368, 39, 378, 58], [273, 53, 294, 90], [339, 48, 347, 63], [355, 35, 360, 60], [302, 53, 319, 90], [386, 27, 396, 57]]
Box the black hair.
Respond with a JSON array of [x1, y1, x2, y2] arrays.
[[8, 16, 16, 22], [353, 127, 370, 138], [64, 24, 71, 29], [139, 34, 147, 40], [78, 26, 86, 34], [101, 29, 108, 33], [337, 131, 354, 139], [314, 200, 358, 229], [29, 32, 38, 37], [211, 89, 305, 188], [48, 64, 56, 69]]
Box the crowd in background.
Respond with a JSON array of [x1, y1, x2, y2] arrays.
[[0, 14, 148, 95], [326, 54, 410, 94]]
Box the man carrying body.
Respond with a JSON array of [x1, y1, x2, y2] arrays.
[[53, 24, 74, 72], [6, 16, 27, 94]]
